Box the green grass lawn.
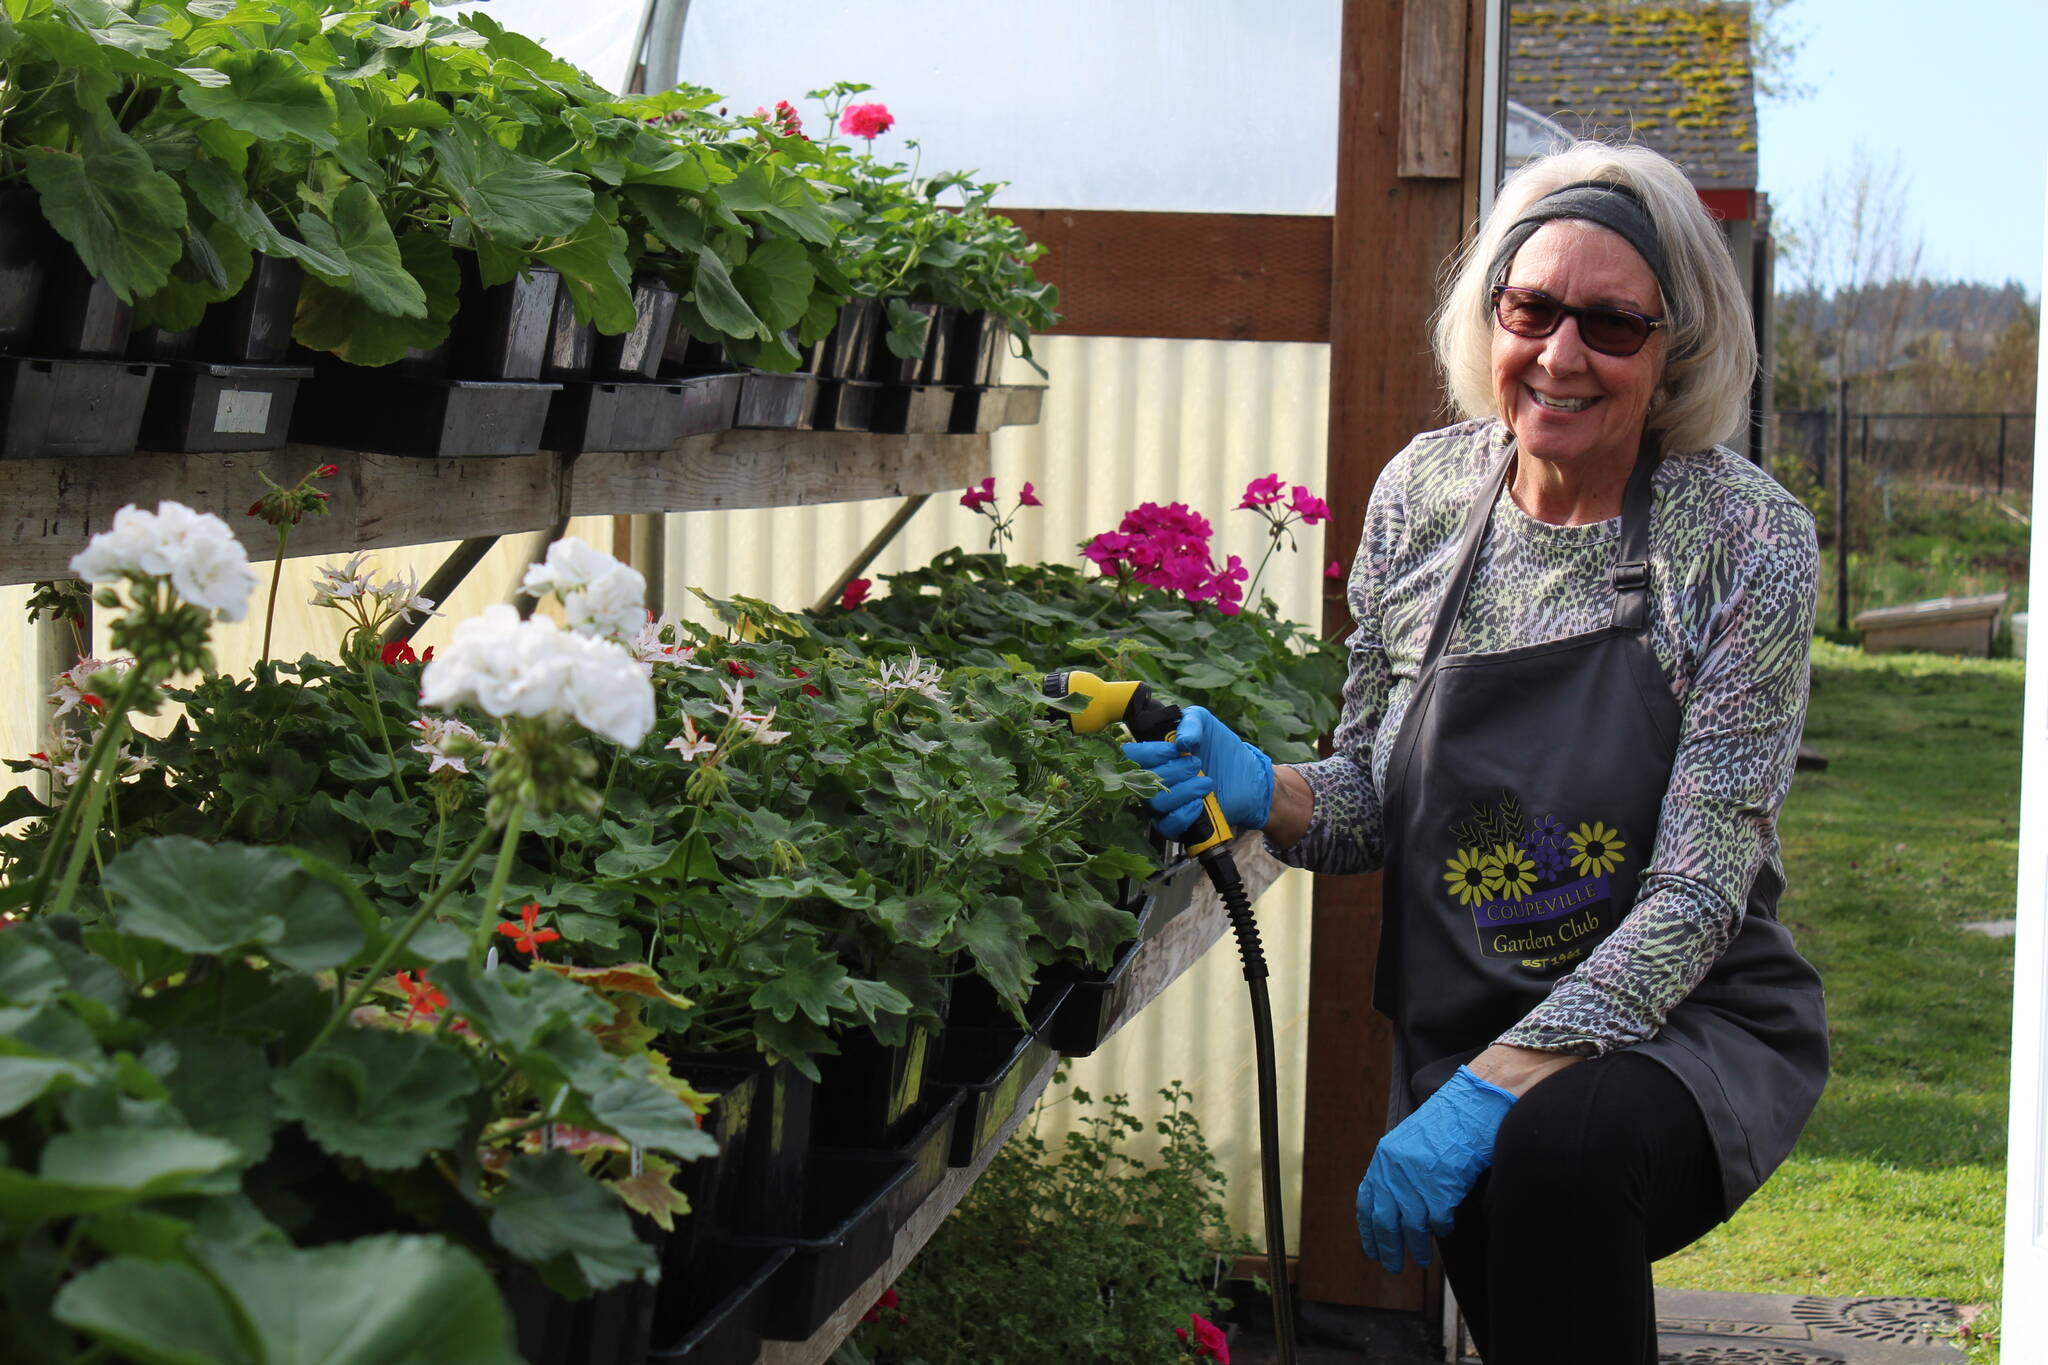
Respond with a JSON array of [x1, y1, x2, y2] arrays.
[[1658, 642, 2022, 1359]]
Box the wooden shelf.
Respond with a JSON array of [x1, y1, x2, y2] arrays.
[[753, 834, 1286, 1365], [0, 429, 993, 587]]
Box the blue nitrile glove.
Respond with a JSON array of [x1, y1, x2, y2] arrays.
[[1355, 1065, 1517, 1274], [1120, 705, 1275, 840]]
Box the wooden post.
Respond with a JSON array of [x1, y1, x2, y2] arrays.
[[1835, 379, 1851, 633], [1298, 0, 1489, 1313]]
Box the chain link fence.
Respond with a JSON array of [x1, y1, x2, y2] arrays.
[[1776, 409, 2035, 508]]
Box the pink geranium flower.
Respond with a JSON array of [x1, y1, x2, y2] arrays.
[[839, 102, 894, 139], [1289, 485, 1331, 525], [1175, 1312, 1230, 1362], [1238, 473, 1285, 508]]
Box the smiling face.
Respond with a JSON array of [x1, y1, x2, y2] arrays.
[[1491, 220, 1666, 483]]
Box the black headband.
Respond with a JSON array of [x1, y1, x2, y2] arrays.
[[1488, 180, 1668, 296]]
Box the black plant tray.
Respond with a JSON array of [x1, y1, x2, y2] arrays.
[[738, 1153, 912, 1341], [949, 384, 1006, 434], [1041, 899, 1158, 1058], [939, 982, 1071, 1167], [821, 1089, 963, 1238], [1140, 856, 1207, 942], [0, 355, 158, 458], [290, 372, 559, 457], [675, 371, 743, 439], [138, 361, 312, 453], [871, 383, 956, 434], [813, 1018, 940, 1151], [809, 378, 881, 432], [543, 379, 690, 454], [808, 298, 879, 379], [655, 1059, 763, 1326], [648, 1243, 793, 1361], [734, 370, 819, 429], [1003, 383, 1047, 427], [860, 301, 935, 384], [942, 310, 1005, 386]]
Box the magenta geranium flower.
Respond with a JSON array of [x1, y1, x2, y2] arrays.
[[1238, 473, 1285, 508], [960, 477, 997, 511], [1326, 559, 1343, 579], [1018, 482, 1041, 507], [839, 102, 894, 139], [1288, 485, 1331, 525]]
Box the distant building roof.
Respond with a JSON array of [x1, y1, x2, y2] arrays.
[[1507, 1, 1759, 188]]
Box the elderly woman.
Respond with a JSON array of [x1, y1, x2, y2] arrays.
[[1124, 141, 1827, 1363]]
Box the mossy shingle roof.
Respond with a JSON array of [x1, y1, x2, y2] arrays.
[[1508, 0, 1758, 186]]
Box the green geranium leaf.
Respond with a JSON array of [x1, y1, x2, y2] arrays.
[[162, 1030, 274, 1163], [845, 977, 914, 1025], [430, 960, 610, 1053], [882, 296, 932, 359], [105, 837, 355, 969], [582, 1072, 718, 1160], [490, 1151, 657, 1296], [430, 124, 592, 244], [294, 230, 459, 364], [621, 185, 704, 253], [749, 937, 847, 1026], [733, 236, 813, 333], [333, 787, 425, 841], [185, 161, 349, 278], [42, 1126, 238, 1193], [297, 182, 427, 318], [534, 207, 634, 334], [944, 894, 1034, 1006], [0, 1055, 96, 1117], [274, 1029, 478, 1170], [688, 245, 765, 340], [54, 1257, 253, 1365], [196, 1234, 521, 1364], [178, 48, 337, 149], [21, 119, 184, 304]]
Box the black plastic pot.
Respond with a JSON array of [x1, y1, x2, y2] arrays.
[[650, 1060, 763, 1348], [824, 1089, 963, 1238], [872, 383, 956, 435], [593, 277, 679, 380], [544, 380, 690, 454], [1040, 899, 1158, 1058], [813, 1018, 941, 1150], [916, 305, 957, 385], [203, 255, 301, 363], [860, 300, 935, 384], [810, 298, 879, 379], [37, 257, 131, 359], [289, 371, 559, 457], [734, 370, 817, 429], [647, 1244, 793, 1361], [542, 286, 594, 381], [138, 362, 313, 453], [661, 313, 733, 376], [0, 190, 51, 350], [504, 1222, 660, 1365], [0, 356, 158, 458], [675, 372, 743, 439], [809, 378, 880, 432], [446, 261, 560, 380], [739, 1153, 912, 1341], [943, 309, 1009, 386], [126, 325, 200, 363], [1139, 856, 1206, 942]]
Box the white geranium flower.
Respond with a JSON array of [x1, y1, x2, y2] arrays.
[[737, 708, 789, 746], [71, 501, 257, 621], [420, 605, 654, 749], [412, 715, 496, 775], [865, 651, 946, 705], [627, 617, 707, 673], [50, 658, 133, 718], [523, 537, 646, 644], [663, 716, 718, 761]]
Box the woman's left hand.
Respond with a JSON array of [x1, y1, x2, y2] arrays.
[[1355, 1065, 1518, 1273]]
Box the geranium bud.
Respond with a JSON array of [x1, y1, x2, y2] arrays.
[[726, 660, 755, 678], [316, 463, 339, 478]]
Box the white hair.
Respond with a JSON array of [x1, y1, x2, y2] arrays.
[[1431, 141, 1757, 455]]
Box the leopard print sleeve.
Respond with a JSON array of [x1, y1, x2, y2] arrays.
[[1496, 484, 1820, 1055]]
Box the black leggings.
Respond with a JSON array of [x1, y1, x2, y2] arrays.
[[1434, 1051, 1725, 1365]]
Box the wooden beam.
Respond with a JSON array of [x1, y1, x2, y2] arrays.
[[995, 209, 1332, 343], [1400, 0, 1467, 177], [0, 432, 992, 587], [1298, 0, 1487, 1313]]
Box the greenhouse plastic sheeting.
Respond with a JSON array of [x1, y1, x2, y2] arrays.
[[454, 0, 1342, 215]]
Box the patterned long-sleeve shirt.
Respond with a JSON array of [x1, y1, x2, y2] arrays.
[[1277, 418, 1818, 1056]]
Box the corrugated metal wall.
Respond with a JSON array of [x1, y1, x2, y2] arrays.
[[0, 333, 1338, 1253]]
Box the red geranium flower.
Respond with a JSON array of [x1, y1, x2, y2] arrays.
[[860, 1285, 907, 1326], [839, 102, 894, 139], [1175, 1313, 1230, 1362], [726, 659, 756, 679], [393, 970, 447, 1027], [497, 903, 561, 958], [381, 639, 418, 665], [792, 666, 821, 697], [839, 578, 871, 610]]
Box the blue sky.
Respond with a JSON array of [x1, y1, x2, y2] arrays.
[[1757, 0, 2047, 292]]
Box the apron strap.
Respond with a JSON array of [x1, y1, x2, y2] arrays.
[[1421, 435, 1664, 670], [1608, 437, 1662, 632]]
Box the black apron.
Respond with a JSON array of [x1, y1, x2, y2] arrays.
[[1376, 440, 1828, 1216]]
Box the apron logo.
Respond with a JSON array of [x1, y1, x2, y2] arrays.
[[1442, 792, 1628, 969]]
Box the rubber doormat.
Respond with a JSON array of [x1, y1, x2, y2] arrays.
[[1650, 1290, 1968, 1364]]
